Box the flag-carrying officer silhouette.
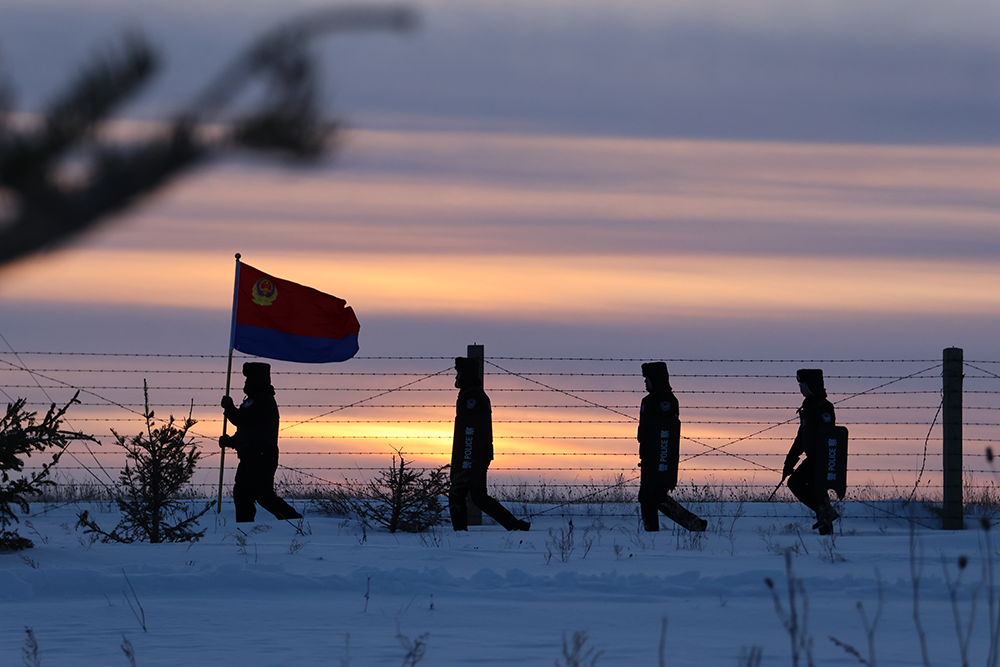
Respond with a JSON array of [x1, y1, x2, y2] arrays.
[[782, 368, 847, 535], [637, 362, 707, 532], [219, 362, 302, 523], [448, 357, 529, 531]]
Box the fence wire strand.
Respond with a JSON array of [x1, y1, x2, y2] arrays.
[[1, 351, 995, 507]]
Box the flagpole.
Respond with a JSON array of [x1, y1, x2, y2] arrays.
[[217, 348, 234, 513], [218, 253, 241, 514]]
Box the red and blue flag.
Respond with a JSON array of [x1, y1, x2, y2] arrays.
[[230, 262, 360, 363]]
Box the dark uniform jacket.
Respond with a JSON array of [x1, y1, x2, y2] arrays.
[[451, 387, 493, 476], [787, 395, 835, 466], [224, 391, 280, 461], [638, 388, 679, 469]]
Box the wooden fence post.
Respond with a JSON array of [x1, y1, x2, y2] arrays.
[[465, 344, 484, 526], [942, 347, 964, 530]]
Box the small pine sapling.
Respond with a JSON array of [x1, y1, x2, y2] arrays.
[[352, 454, 449, 533], [77, 382, 211, 543], [1, 392, 95, 551]]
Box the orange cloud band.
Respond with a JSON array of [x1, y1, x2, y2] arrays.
[[3, 248, 999, 320]]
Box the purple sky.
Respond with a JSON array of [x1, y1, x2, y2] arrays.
[[1, 0, 999, 362], [3, 2, 1000, 493]]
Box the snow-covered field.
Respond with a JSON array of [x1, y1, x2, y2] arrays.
[[2, 499, 998, 666]]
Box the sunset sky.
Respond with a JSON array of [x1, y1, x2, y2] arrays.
[[1, 0, 999, 495]]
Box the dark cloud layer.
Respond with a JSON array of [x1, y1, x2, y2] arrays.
[[2, 1, 999, 143]]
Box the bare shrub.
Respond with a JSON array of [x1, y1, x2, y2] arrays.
[[396, 625, 428, 667], [22, 626, 40, 667], [546, 519, 575, 563], [765, 549, 815, 667], [308, 482, 361, 517], [556, 630, 602, 667], [829, 571, 883, 666]]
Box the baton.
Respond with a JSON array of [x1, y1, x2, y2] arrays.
[[766, 474, 788, 502]]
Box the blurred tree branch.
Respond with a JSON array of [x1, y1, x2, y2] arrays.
[[0, 5, 416, 268]]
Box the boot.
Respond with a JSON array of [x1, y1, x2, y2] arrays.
[[814, 499, 839, 533], [641, 503, 660, 531], [659, 497, 708, 532], [449, 501, 468, 531]]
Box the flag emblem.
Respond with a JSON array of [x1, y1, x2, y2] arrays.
[[252, 279, 277, 306]]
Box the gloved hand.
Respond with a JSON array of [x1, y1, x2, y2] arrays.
[[782, 455, 797, 478], [221, 395, 235, 411], [219, 434, 232, 449]]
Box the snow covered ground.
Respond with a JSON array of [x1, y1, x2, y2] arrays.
[[2, 499, 998, 666]]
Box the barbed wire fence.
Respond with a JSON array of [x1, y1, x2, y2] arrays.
[[1, 349, 998, 522]]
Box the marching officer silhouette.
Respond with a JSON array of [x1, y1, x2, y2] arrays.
[[782, 368, 847, 535], [448, 356, 530, 531], [220, 362, 302, 523], [637, 362, 707, 532]]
